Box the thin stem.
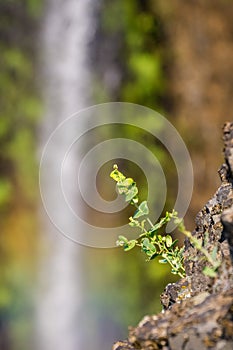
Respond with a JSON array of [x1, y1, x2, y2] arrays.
[[141, 226, 149, 234], [162, 246, 185, 278], [182, 228, 217, 268], [163, 256, 185, 278], [151, 236, 185, 277], [146, 217, 154, 229], [134, 202, 154, 231]]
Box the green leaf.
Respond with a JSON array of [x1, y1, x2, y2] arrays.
[[125, 185, 138, 201], [138, 201, 149, 214], [124, 240, 137, 251], [149, 253, 159, 260], [159, 258, 167, 264], [131, 197, 139, 204], [129, 217, 140, 227], [140, 220, 146, 232], [141, 238, 156, 256], [142, 238, 150, 248], [148, 243, 156, 254], [117, 182, 128, 194], [203, 266, 217, 278], [170, 239, 178, 248], [118, 235, 128, 242], [117, 235, 128, 246], [149, 215, 170, 233], [133, 201, 149, 219], [117, 178, 138, 201], [165, 235, 173, 247], [110, 166, 126, 182], [120, 178, 135, 187]]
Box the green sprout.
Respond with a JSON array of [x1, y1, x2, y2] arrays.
[[110, 164, 221, 278]]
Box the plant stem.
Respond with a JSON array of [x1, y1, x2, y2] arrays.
[[181, 228, 218, 268], [134, 202, 154, 231], [163, 256, 185, 278], [162, 249, 185, 278], [152, 238, 185, 278], [146, 217, 154, 229]]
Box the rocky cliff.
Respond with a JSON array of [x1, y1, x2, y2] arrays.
[[113, 122, 233, 350]]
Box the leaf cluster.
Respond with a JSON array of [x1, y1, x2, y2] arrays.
[[110, 164, 185, 278], [110, 164, 222, 279]]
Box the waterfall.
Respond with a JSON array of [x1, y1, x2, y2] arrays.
[[37, 1, 98, 349]]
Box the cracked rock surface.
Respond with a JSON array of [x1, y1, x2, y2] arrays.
[[113, 123, 233, 350]]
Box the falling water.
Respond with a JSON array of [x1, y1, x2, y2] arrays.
[[37, 1, 98, 349]]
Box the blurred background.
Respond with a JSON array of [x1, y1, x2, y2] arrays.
[[0, 0, 232, 349]]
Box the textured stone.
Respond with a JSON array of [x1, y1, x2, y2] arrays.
[[113, 123, 233, 350]]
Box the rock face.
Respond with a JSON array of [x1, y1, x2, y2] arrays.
[[113, 122, 233, 350]]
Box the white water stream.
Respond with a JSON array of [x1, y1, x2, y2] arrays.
[[37, 1, 98, 349]]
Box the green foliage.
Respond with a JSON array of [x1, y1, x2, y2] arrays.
[[0, 178, 12, 209], [0, 2, 42, 348], [110, 164, 186, 278], [96, 0, 166, 108], [121, 2, 165, 107], [110, 165, 222, 279], [0, 2, 41, 205], [95, 0, 173, 227]]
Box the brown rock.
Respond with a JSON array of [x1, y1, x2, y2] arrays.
[[113, 123, 233, 350]]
